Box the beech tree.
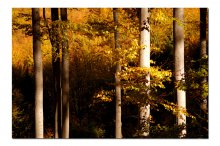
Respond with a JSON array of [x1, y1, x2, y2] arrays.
[[200, 8, 208, 113], [51, 8, 62, 138], [32, 8, 44, 138], [13, 8, 208, 138], [139, 8, 150, 137], [61, 8, 69, 138], [113, 8, 122, 138], [173, 8, 186, 138]]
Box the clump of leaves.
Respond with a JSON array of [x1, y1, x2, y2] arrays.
[[149, 124, 186, 138], [12, 88, 34, 138]]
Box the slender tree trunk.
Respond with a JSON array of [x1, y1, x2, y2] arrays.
[[61, 8, 69, 138], [51, 8, 62, 138], [32, 8, 44, 138], [113, 8, 122, 138], [139, 8, 150, 137], [173, 8, 186, 138], [199, 8, 208, 136], [200, 8, 208, 113]]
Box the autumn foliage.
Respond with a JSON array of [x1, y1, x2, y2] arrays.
[[12, 8, 208, 138]]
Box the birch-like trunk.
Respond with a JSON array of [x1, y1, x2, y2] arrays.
[[173, 8, 186, 138], [32, 8, 44, 138], [139, 8, 150, 137]]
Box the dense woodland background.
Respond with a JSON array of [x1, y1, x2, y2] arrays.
[[12, 8, 208, 138]]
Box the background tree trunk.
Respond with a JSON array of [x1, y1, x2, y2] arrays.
[[51, 8, 62, 138], [200, 8, 208, 113], [139, 8, 150, 137], [173, 8, 186, 138], [61, 8, 69, 138], [32, 8, 44, 138], [113, 8, 122, 138]]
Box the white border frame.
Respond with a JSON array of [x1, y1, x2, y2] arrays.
[[1, 0, 219, 146]]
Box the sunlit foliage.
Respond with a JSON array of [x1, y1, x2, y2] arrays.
[[12, 8, 208, 138]]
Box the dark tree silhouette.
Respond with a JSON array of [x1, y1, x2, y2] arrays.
[[200, 8, 208, 113], [51, 8, 62, 138], [61, 8, 70, 138]]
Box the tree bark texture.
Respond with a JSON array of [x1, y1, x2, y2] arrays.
[[51, 8, 62, 138], [32, 8, 44, 138], [113, 8, 122, 139], [200, 8, 208, 113], [61, 8, 69, 138], [139, 8, 150, 137], [173, 8, 186, 138]]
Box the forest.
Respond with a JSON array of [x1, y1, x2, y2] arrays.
[[12, 8, 208, 138]]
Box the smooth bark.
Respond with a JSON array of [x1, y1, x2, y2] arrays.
[[113, 8, 122, 138], [173, 8, 186, 138], [139, 8, 150, 137], [32, 8, 44, 138], [51, 8, 62, 138], [61, 8, 69, 138]]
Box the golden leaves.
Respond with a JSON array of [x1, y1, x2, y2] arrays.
[[93, 89, 113, 103]]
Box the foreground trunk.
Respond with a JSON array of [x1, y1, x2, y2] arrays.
[[173, 8, 186, 138], [32, 8, 44, 138], [139, 8, 150, 137], [113, 8, 122, 138]]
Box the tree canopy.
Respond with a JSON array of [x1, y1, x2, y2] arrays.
[[12, 8, 208, 138]]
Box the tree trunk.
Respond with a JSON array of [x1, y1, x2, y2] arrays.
[[61, 8, 69, 138], [32, 8, 44, 138], [113, 8, 122, 138], [51, 8, 62, 138], [200, 8, 208, 113], [173, 8, 186, 138], [139, 8, 150, 137]]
